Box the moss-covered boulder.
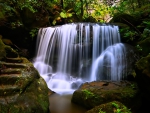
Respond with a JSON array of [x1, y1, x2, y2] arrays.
[[0, 38, 49, 112], [71, 81, 141, 112], [85, 101, 131, 113], [0, 57, 49, 113]]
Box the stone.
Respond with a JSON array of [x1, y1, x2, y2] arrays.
[[0, 39, 49, 113], [85, 101, 131, 113], [71, 81, 141, 112], [0, 57, 50, 113]]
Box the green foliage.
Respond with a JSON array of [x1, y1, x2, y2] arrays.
[[29, 28, 39, 39], [130, 83, 137, 89], [135, 3, 150, 14], [0, 0, 55, 28], [139, 28, 150, 41], [112, 102, 131, 113], [136, 44, 142, 51], [52, 8, 74, 25], [142, 21, 150, 29], [19, 0, 41, 13], [60, 11, 72, 18], [112, 102, 119, 108], [11, 21, 23, 29], [0, 0, 150, 54], [111, 1, 130, 14], [82, 89, 95, 99], [90, 2, 111, 22], [0, 0, 131, 26], [112, 0, 150, 15], [119, 27, 138, 42], [112, 0, 150, 47]]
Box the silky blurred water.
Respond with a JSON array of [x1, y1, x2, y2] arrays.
[[33, 23, 127, 113], [34, 23, 126, 94]]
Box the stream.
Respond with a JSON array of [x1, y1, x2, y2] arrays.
[[49, 93, 87, 113]]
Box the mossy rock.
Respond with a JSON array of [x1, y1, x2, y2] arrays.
[[0, 38, 18, 60], [0, 78, 49, 113], [0, 58, 49, 113], [71, 81, 141, 111], [85, 101, 131, 113]]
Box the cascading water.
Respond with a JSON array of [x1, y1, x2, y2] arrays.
[[91, 43, 126, 81], [33, 23, 127, 94], [90, 25, 126, 81]]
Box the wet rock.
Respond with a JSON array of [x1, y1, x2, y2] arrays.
[[0, 40, 49, 113], [0, 57, 49, 113], [85, 101, 131, 113], [124, 43, 140, 80], [71, 81, 141, 112], [71, 80, 83, 89]]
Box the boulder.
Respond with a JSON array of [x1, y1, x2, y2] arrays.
[[0, 39, 49, 113], [123, 43, 140, 80], [85, 101, 131, 113], [0, 57, 50, 113], [71, 81, 141, 112]]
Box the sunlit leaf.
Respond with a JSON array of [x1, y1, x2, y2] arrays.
[[67, 13, 72, 17], [60, 12, 67, 18], [52, 20, 56, 25]]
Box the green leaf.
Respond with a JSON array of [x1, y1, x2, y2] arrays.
[[67, 13, 72, 17], [60, 12, 67, 18], [52, 20, 56, 25]]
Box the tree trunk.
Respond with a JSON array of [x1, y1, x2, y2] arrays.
[[80, 0, 83, 21], [60, 0, 63, 9]]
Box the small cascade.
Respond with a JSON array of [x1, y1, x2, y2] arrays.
[[91, 43, 126, 81], [90, 25, 126, 81], [33, 23, 127, 94]]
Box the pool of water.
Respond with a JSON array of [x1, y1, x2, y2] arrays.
[[49, 94, 87, 113]]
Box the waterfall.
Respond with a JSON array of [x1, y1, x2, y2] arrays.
[[91, 43, 126, 81], [90, 25, 126, 81], [33, 23, 127, 94]]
